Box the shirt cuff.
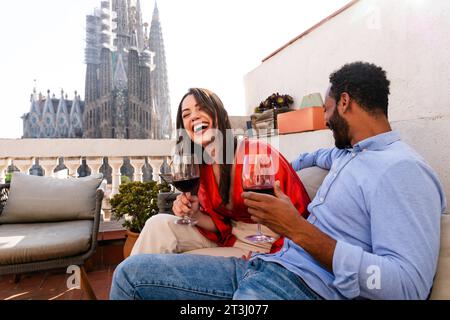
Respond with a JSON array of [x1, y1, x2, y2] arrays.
[[332, 240, 364, 299]]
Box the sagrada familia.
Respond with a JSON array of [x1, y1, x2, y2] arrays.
[[22, 0, 172, 140]]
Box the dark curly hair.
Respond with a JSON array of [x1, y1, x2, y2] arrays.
[[329, 62, 390, 117]]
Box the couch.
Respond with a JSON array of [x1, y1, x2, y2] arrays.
[[0, 173, 104, 300]]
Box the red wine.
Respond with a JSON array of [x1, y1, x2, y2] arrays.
[[173, 177, 200, 194], [244, 186, 275, 196]]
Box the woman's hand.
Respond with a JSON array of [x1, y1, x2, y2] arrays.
[[172, 193, 219, 233], [172, 192, 201, 220]]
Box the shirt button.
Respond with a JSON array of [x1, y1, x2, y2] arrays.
[[351, 153, 356, 157], [320, 197, 324, 202]]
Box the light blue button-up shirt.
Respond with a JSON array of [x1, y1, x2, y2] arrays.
[[255, 131, 446, 300]]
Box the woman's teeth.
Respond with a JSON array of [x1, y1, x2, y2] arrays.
[[194, 123, 208, 134]]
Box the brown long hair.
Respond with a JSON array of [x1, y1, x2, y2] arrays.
[[176, 88, 235, 205]]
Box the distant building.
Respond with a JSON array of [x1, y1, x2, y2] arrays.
[[22, 91, 84, 139], [22, 0, 172, 140], [84, 0, 172, 139]]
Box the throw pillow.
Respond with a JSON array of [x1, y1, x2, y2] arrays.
[[0, 173, 103, 224]]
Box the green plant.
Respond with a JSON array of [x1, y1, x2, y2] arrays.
[[5, 173, 12, 184], [121, 175, 132, 185], [110, 181, 171, 233], [255, 93, 294, 113]]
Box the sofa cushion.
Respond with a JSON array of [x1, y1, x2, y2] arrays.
[[0, 220, 92, 265], [296, 167, 329, 200], [430, 214, 450, 300], [0, 173, 103, 224]]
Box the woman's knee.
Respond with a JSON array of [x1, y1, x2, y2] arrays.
[[143, 214, 176, 231], [139, 214, 176, 238]]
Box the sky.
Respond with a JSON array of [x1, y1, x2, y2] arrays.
[[0, 0, 349, 139]]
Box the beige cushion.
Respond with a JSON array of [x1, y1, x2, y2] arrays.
[[0, 173, 102, 224], [430, 214, 450, 300], [296, 167, 329, 200], [0, 220, 92, 265]]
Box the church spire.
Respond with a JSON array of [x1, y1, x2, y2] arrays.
[[149, 1, 172, 139], [113, 0, 130, 53], [69, 91, 83, 138], [43, 90, 55, 115], [136, 0, 145, 51], [153, 1, 159, 21], [42, 90, 56, 138], [56, 90, 70, 138], [29, 85, 40, 116]]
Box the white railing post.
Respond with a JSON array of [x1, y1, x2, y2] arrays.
[[13, 157, 35, 175], [64, 157, 82, 178], [86, 157, 104, 175], [109, 157, 124, 195], [149, 157, 164, 183], [130, 157, 146, 182], [40, 157, 59, 177]]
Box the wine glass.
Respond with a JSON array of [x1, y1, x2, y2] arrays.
[[242, 153, 276, 243], [170, 154, 201, 225]]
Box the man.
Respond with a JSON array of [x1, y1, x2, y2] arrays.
[[110, 62, 446, 300]]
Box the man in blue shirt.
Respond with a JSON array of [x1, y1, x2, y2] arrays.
[[110, 62, 446, 300]]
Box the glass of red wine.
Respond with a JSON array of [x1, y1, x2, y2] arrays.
[[242, 153, 276, 243], [171, 154, 201, 225]]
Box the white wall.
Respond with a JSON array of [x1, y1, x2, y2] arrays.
[[244, 0, 450, 209]]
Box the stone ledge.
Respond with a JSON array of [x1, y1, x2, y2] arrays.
[[98, 220, 126, 241]]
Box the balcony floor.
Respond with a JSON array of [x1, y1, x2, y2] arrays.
[[0, 264, 116, 300], [0, 221, 126, 300]]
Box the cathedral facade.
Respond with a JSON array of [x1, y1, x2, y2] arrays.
[[22, 91, 84, 139], [22, 0, 172, 140]]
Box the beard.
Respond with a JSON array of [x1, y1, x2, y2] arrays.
[[327, 108, 352, 149]]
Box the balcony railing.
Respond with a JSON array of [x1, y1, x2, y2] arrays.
[[0, 139, 176, 196]]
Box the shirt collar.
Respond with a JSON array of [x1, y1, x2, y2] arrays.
[[352, 131, 401, 152]]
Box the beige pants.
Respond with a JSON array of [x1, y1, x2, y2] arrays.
[[131, 214, 279, 258]]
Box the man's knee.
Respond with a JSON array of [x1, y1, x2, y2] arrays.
[[110, 256, 143, 299]]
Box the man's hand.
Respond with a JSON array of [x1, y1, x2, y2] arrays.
[[243, 180, 337, 272], [242, 181, 304, 239]]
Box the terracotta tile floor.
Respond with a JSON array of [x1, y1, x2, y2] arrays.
[[0, 222, 125, 300], [0, 265, 117, 300]]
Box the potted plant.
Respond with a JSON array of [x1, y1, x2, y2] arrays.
[[110, 180, 171, 258], [257, 93, 294, 113], [5, 173, 12, 184], [251, 93, 294, 133]]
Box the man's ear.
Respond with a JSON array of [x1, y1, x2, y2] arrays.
[[339, 92, 351, 113]]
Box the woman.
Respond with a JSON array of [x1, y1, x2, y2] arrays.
[[131, 88, 311, 257]]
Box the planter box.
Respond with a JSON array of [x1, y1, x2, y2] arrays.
[[277, 107, 327, 134], [251, 107, 292, 131]]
